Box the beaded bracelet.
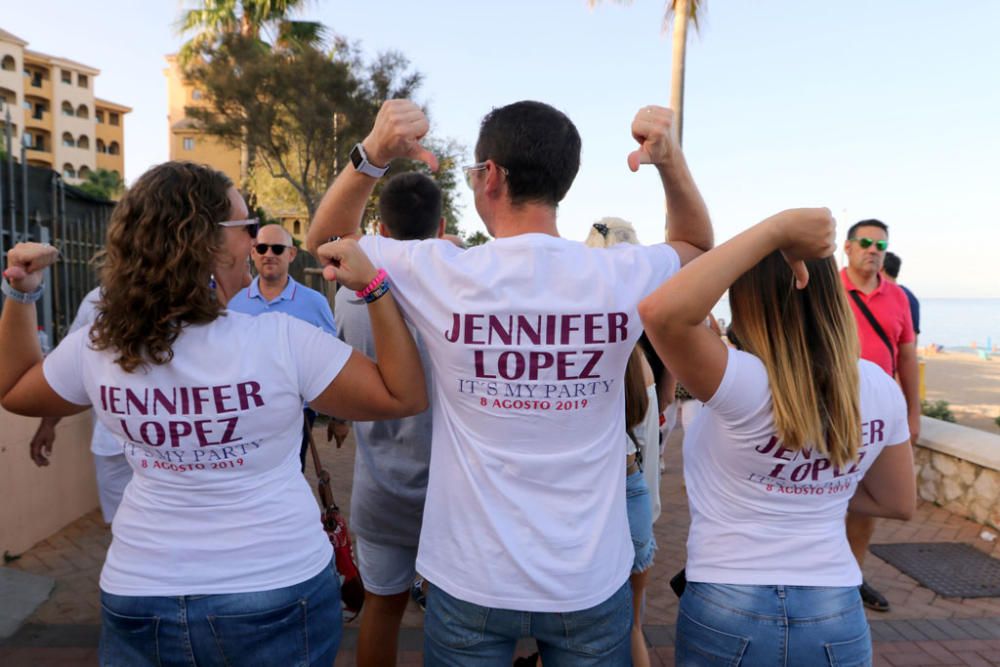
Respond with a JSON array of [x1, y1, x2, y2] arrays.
[[2, 280, 45, 304], [362, 279, 391, 304], [356, 269, 388, 298]]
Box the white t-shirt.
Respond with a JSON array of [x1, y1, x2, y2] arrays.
[[360, 233, 680, 611], [684, 347, 910, 587], [43, 311, 352, 596], [66, 287, 118, 457]]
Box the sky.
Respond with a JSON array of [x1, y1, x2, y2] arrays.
[[4, 1, 999, 297]]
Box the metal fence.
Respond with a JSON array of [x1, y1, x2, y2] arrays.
[[1, 137, 114, 347]]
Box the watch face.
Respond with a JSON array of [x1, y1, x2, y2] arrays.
[[350, 144, 364, 169]]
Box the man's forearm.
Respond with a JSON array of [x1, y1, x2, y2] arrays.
[[306, 166, 375, 255], [657, 150, 712, 251]]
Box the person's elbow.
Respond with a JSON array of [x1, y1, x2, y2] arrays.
[[404, 385, 429, 416], [638, 293, 684, 341], [638, 295, 667, 333], [886, 490, 917, 521], [304, 228, 323, 256]]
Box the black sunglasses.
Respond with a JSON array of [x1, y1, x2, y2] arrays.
[[254, 243, 290, 256]]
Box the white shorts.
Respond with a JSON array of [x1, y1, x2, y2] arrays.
[[354, 536, 418, 596], [94, 453, 132, 523]]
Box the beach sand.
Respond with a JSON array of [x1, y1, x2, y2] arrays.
[[921, 349, 1000, 434]]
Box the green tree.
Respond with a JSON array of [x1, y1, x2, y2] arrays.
[[178, 0, 324, 186], [464, 230, 491, 247], [76, 168, 124, 200], [185, 34, 464, 226], [588, 0, 705, 145]]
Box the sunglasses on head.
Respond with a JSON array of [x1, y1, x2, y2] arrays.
[[254, 243, 290, 256], [850, 237, 888, 251], [218, 218, 260, 237]]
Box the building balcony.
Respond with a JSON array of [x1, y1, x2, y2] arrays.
[[26, 146, 52, 160]]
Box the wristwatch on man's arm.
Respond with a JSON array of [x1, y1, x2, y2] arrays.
[[350, 143, 389, 179]]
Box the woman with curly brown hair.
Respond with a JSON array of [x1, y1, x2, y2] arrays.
[[0, 161, 427, 666]]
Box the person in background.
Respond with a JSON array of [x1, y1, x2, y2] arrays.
[[841, 219, 919, 613], [882, 251, 920, 346], [585, 218, 661, 667], [228, 222, 338, 471], [640, 208, 915, 666], [333, 172, 442, 667], [0, 160, 427, 667], [28, 287, 132, 523]]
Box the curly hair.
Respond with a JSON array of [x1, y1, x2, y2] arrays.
[[89, 162, 234, 372]]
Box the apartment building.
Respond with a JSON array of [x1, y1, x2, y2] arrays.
[[164, 54, 241, 184], [0, 27, 130, 184]]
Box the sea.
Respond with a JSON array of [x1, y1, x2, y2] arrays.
[[711, 298, 1000, 353]]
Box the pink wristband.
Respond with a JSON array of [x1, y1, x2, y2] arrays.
[[356, 269, 388, 298]]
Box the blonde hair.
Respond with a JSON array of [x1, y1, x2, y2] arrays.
[[585, 217, 640, 248], [728, 252, 861, 468]]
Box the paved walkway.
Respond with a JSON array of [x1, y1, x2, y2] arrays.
[[2, 426, 999, 665]]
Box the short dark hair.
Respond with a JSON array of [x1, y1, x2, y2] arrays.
[[882, 251, 901, 278], [378, 172, 442, 241], [475, 100, 581, 207], [847, 218, 889, 240]]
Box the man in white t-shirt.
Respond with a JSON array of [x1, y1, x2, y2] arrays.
[[29, 287, 132, 523], [307, 99, 713, 663]]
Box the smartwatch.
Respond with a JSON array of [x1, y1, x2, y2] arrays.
[[350, 143, 389, 179]]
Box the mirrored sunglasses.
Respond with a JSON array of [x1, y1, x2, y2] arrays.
[[850, 237, 888, 251]]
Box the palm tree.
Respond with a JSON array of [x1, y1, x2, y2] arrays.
[[588, 0, 705, 146], [179, 0, 324, 61]]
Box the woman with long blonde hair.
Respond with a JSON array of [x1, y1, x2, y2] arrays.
[[639, 209, 915, 666]]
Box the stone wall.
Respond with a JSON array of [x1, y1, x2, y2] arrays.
[[914, 416, 1000, 532]]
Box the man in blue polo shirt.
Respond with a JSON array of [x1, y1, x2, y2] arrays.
[[229, 222, 337, 469]]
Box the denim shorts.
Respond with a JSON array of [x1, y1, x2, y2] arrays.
[[626, 470, 657, 574], [676, 581, 871, 667], [355, 535, 418, 596], [424, 580, 632, 666], [99, 558, 342, 667]]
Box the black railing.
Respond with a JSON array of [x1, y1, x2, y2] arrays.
[[1, 125, 114, 347]]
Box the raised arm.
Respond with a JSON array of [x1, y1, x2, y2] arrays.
[[627, 106, 713, 265], [306, 100, 438, 255], [1, 243, 87, 417], [638, 209, 836, 402], [308, 238, 427, 421]]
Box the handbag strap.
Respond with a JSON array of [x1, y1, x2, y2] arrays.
[[848, 290, 896, 376], [306, 425, 339, 515]]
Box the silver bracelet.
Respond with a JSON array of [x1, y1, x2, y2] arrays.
[[1, 280, 44, 304]]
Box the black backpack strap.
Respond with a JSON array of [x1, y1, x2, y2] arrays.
[[848, 290, 896, 376]]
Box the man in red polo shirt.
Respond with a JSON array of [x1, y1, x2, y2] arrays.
[[841, 218, 920, 612]]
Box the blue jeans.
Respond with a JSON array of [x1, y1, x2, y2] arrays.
[[100, 558, 342, 667], [424, 581, 632, 666], [676, 581, 871, 667], [626, 470, 657, 573]]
